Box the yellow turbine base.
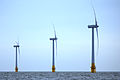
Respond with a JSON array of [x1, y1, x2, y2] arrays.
[[15, 67, 18, 72], [91, 63, 96, 73], [52, 65, 55, 72]]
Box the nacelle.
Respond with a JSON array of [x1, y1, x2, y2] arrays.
[[50, 38, 57, 40], [14, 45, 19, 47], [88, 25, 99, 28]]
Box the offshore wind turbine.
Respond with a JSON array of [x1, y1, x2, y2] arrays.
[[88, 3, 99, 73], [50, 24, 58, 72], [13, 41, 20, 72]]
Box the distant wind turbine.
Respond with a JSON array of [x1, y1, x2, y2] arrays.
[[50, 24, 58, 72], [88, 2, 99, 73], [13, 41, 20, 72]]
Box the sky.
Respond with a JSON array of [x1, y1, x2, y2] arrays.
[[0, 0, 120, 72]]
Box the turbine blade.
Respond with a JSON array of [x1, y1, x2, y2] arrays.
[[15, 41, 19, 45], [18, 47, 20, 56], [96, 28, 99, 56], [18, 40, 19, 45], [53, 24, 56, 38], [18, 47, 20, 65], [91, 1, 97, 25], [56, 40, 57, 57]]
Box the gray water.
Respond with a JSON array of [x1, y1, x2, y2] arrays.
[[0, 72, 120, 80]]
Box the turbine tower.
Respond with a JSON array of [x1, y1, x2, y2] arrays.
[[88, 4, 99, 73], [50, 24, 57, 72], [13, 41, 20, 72]]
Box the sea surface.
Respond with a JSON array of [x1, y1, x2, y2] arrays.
[[0, 72, 120, 80]]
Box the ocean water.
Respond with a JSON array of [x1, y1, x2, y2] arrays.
[[0, 72, 120, 80]]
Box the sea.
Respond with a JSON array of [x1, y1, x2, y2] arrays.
[[0, 72, 120, 80]]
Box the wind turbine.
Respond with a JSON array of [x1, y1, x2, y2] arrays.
[[50, 24, 57, 72], [88, 3, 99, 73], [13, 41, 20, 72]]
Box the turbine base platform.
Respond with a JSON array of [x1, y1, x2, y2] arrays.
[[15, 67, 18, 72], [91, 63, 96, 73], [52, 65, 55, 72]]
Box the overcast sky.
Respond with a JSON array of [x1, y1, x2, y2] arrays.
[[0, 0, 120, 71]]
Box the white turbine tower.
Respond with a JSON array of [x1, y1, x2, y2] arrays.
[[88, 3, 99, 73], [50, 24, 57, 72], [13, 41, 20, 72]]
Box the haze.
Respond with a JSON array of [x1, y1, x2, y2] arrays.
[[0, 0, 120, 71]]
